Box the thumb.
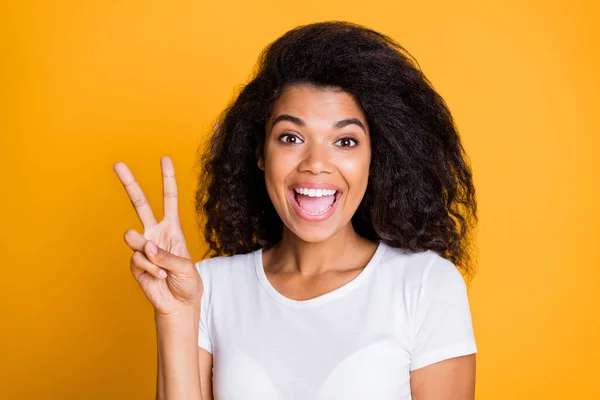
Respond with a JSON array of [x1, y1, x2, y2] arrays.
[[144, 240, 190, 274]]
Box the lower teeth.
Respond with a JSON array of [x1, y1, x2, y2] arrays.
[[300, 204, 333, 215]]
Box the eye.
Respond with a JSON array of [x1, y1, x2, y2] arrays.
[[278, 133, 304, 144], [335, 137, 359, 148]]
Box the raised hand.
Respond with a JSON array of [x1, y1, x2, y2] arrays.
[[113, 156, 203, 316]]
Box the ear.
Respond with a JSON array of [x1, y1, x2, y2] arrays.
[[256, 145, 265, 171]]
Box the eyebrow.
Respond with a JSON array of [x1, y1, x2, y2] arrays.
[[270, 114, 367, 134]]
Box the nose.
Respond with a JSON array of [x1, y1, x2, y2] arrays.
[[298, 141, 334, 175]]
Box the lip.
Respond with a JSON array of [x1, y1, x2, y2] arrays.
[[287, 183, 343, 222]]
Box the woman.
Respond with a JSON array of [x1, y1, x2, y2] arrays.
[[114, 21, 478, 399]]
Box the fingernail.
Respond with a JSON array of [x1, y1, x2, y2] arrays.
[[159, 269, 167, 278], [147, 241, 158, 255]]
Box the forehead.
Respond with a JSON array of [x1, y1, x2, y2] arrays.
[[269, 84, 366, 121]]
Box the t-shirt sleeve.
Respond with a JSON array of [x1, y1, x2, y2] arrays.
[[195, 259, 213, 354], [409, 253, 477, 371]]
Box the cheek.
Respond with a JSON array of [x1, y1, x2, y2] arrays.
[[264, 150, 297, 195], [337, 152, 370, 189]]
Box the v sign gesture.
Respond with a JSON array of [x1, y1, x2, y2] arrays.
[[113, 156, 203, 317]]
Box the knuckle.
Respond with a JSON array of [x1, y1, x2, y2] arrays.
[[131, 251, 145, 265], [129, 254, 138, 272], [123, 177, 137, 188], [131, 197, 149, 208], [186, 261, 196, 273], [123, 229, 136, 243], [157, 250, 169, 262]]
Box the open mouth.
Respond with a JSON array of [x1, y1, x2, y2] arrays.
[[290, 187, 341, 216]]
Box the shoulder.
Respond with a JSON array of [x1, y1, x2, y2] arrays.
[[194, 250, 258, 282], [380, 244, 464, 290]]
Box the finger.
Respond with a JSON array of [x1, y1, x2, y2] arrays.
[[131, 250, 167, 280], [113, 161, 158, 230], [123, 228, 146, 252], [144, 240, 190, 274], [160, 156, 179, 221]]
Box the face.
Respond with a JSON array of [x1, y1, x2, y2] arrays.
[[259, 84, 371, 243]]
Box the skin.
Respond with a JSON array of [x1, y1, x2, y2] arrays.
[[113, 156, 210, 399], [259, 84, 379, 297], [114, 83, 475, 399], [260, 84, 476, 399]]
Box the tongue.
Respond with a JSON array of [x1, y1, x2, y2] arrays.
[[296, 194, 335, 214]]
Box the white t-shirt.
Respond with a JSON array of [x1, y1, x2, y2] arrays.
[[195, 241, 477, 400]]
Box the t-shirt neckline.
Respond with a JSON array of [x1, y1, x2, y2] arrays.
[[254, 241, 387, 308]]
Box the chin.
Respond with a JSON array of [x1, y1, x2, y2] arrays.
[[287, 223, 343, 244]]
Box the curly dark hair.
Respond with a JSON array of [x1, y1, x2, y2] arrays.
[[194, 20, 478, 280]]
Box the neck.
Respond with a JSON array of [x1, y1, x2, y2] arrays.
[[266, 224, 377, 276]]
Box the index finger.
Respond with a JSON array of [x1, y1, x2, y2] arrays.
[[113, 161, 158, 229]]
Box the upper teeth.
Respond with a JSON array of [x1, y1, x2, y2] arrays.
[[294, 188, 337, 197]]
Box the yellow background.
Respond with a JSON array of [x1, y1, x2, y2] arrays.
[[1, 0, 598, 398]]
